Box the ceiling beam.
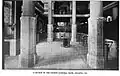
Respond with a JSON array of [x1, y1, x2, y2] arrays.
[[103, 1, 118, 11], [53, 14, 72, 17], [76, 14, 90, 17], [52, 14, 90, 17], [34, 1, 44, 12]]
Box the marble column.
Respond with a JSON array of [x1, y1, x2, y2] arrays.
[[13, 1, 16, 39], [47, 0, 53, 42], [87, 1, 104, 69], [71, 0, 76, 43], [9, 1, 16, 56], [19, 0, 37, 68]]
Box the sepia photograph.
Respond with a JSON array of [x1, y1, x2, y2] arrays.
[[2, 0, 119, 71]]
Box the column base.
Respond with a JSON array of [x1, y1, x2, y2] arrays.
[[71, 24, 77, 44], [18, 53, 37, 68], [10, 39, 16, 56], [47, 38, 53, 42], [70, 41, 78, 45], [70, 38, 76, 43], [87, 53, 104, 69]]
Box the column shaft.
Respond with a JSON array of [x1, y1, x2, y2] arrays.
[[19, 0, 37, 68], [22, 0, 35, 16], [71, 1, 76, 43], [87, 1, 104, 69], [10, 7, 12, 25], [47, 0, 53, 42], [9, 1, 16, 56], [14, 1, 16, 39], [72, 1, 76, 24], [90, 1, 103, 18]]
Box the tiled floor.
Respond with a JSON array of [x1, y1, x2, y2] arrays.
[[4, 41, 119, 70], [4, 55, 19, 69], [34, 41, 90, 69], [4, 41, 90, 69]]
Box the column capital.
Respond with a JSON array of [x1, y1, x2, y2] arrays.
[[88, 17, 106, 22], [71, 0, 76, 43]]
